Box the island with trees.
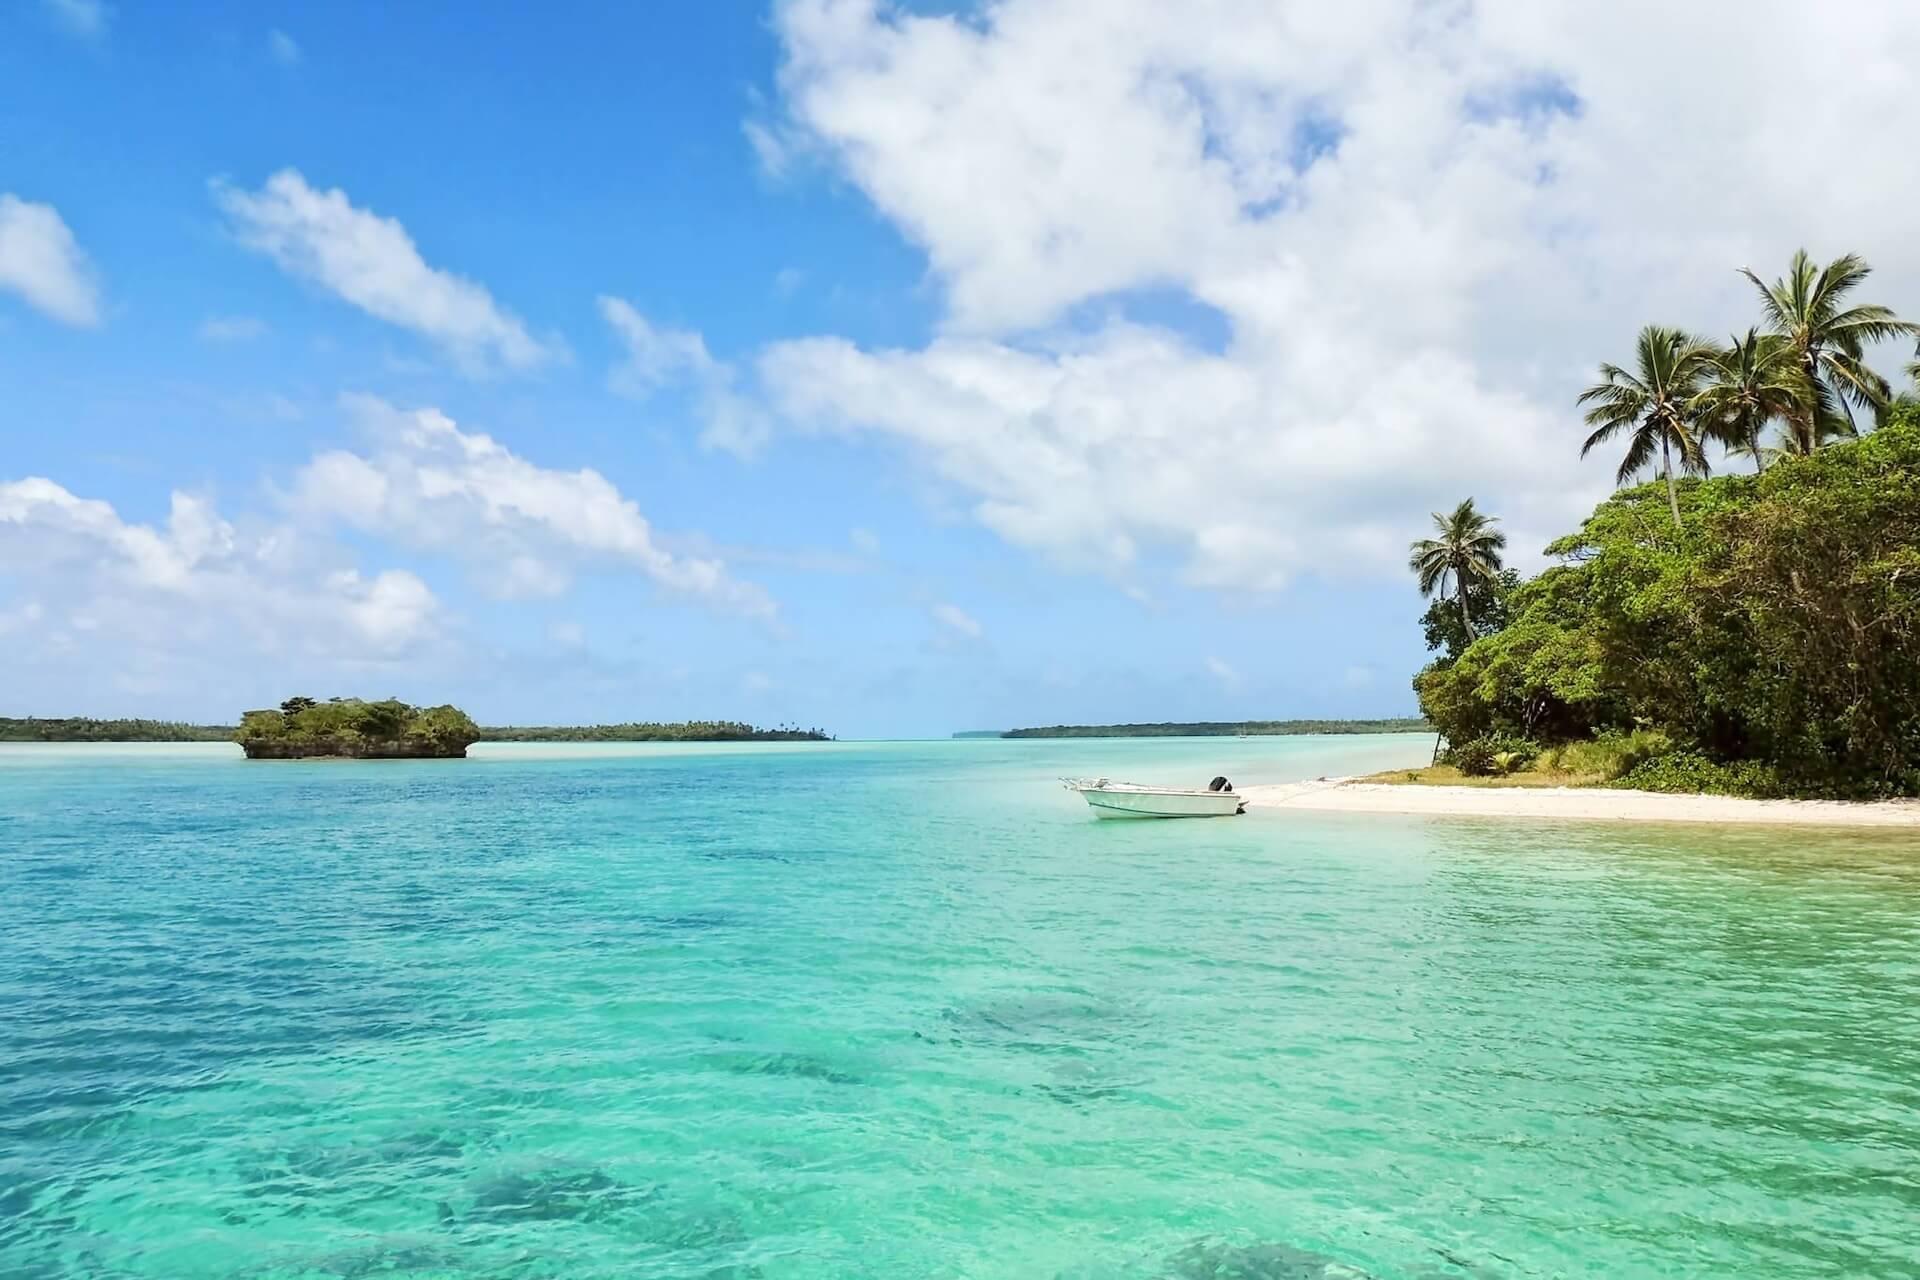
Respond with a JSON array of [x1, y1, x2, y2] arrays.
[[0, 718, 232, 742], [236, 697, 483, 759], [1404, 248, 1920, 799], [1000, 719, 1430, 738], [479, 722, 831, 742]]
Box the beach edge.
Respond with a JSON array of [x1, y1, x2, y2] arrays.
[[1242, 779, 1920, 828]]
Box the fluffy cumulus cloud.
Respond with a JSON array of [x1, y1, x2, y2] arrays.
[[215, 170, 553, 373], [743, 0, 1920, 589], [291, 394, 774, 615], [0, 476, 437, 680], [0, 195, 101, 326]]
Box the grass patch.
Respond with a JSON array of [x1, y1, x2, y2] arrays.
[[1372, 729, 1677, 789], [1357, 764, 1609, 789]]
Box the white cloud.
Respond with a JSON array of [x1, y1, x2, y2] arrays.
[[849, 526, 879, 554], [746, 0, 1920, 590], [0, 476, 437, 661], [290, 394, 774, 616], [600, 295, 772, 454], [44, 0, 108, 39], [1206, 655, 1240, 688], [0, 195, 101, 326], [931, 602, 982, 638], [599, 296, 717, 394], [268, 29, 302, 65], [215, 170, 553, 373], [198, 314, 267, 342]]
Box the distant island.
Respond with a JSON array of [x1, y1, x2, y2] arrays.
[[1, 717, 232, 743], [237, 697, 482, 759], [480, 722, 831, 742], [5, 708, 835, 748], [1000, 719, 1431, 738]]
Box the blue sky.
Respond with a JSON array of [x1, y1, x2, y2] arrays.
[[5, 1, 1918, 735]]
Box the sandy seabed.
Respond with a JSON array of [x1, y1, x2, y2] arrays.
[[1243, 779, 1920, 828]]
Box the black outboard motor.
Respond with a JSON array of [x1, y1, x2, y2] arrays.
[[1208, 775, 1232, 792]]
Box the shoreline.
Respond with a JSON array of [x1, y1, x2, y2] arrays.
[[1242, 779, 1920, 828]]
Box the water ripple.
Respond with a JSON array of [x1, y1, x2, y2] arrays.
[[2, 739, 1917, 1277]]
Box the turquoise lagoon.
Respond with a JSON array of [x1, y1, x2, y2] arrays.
[[2, 734, 1918, 1278]]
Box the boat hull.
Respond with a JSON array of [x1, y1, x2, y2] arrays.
[[1067, 782, 1244, 819]]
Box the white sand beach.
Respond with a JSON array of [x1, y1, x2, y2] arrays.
[[1243, 779, 1920, 828]]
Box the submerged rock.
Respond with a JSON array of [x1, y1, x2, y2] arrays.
[[450, 1166, 645, 1224], [937, 993, 1138, 1051], [1032, 1057, 1145, 1106], [1161, 1239, 1377, 1280], [708, 1049, 862, 1086]]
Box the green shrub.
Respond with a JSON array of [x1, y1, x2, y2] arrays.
[[1539, 728, 1673, 779], [1614, 750, 1784, 798], [1447, 733, 1540, 777]]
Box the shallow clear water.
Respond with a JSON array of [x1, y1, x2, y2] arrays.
[[3, 735, 1918, 1279]]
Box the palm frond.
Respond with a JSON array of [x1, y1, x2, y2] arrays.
[[1820, 350, 1891, 412], [1613, 428, 1657, 484], [1581, 410, 1633, 456], [1741, 265, 1794, 335]]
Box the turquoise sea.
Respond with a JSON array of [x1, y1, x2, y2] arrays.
[[4, 734, 1918, 1279]]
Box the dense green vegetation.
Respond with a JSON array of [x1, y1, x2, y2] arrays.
[[0, 718, 232, 743], [1003, 719, 1431, 739], [481, 722, 831, 742], [1414, 250, 1920, 798], [236, 697, 482, 758]]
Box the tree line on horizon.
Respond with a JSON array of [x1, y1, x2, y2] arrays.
[[482, 721, 832, 742], [1407, 249, 1920, 798], [1000, 719, 1431, 738], [1, 707, 833, 744], [0, 717, 233, 743]]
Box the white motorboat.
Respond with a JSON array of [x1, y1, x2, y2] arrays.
[[1062, 776, 1245, 819]]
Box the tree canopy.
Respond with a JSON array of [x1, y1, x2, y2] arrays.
[[236, 697, 482, 758], [1415, 409, 1920, 796]]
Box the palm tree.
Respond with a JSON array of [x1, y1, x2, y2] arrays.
[[1724, 437, 1788, 471], [1408, 499, 1507, 638], [1741, 250, 1919, 449], [1577, 325, 1718, 525], [1692, 329, 1799, 472]]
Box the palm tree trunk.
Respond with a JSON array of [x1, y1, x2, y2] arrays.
[[1661, 434, 1681, 526], [1457, 586, 1472, 639]]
